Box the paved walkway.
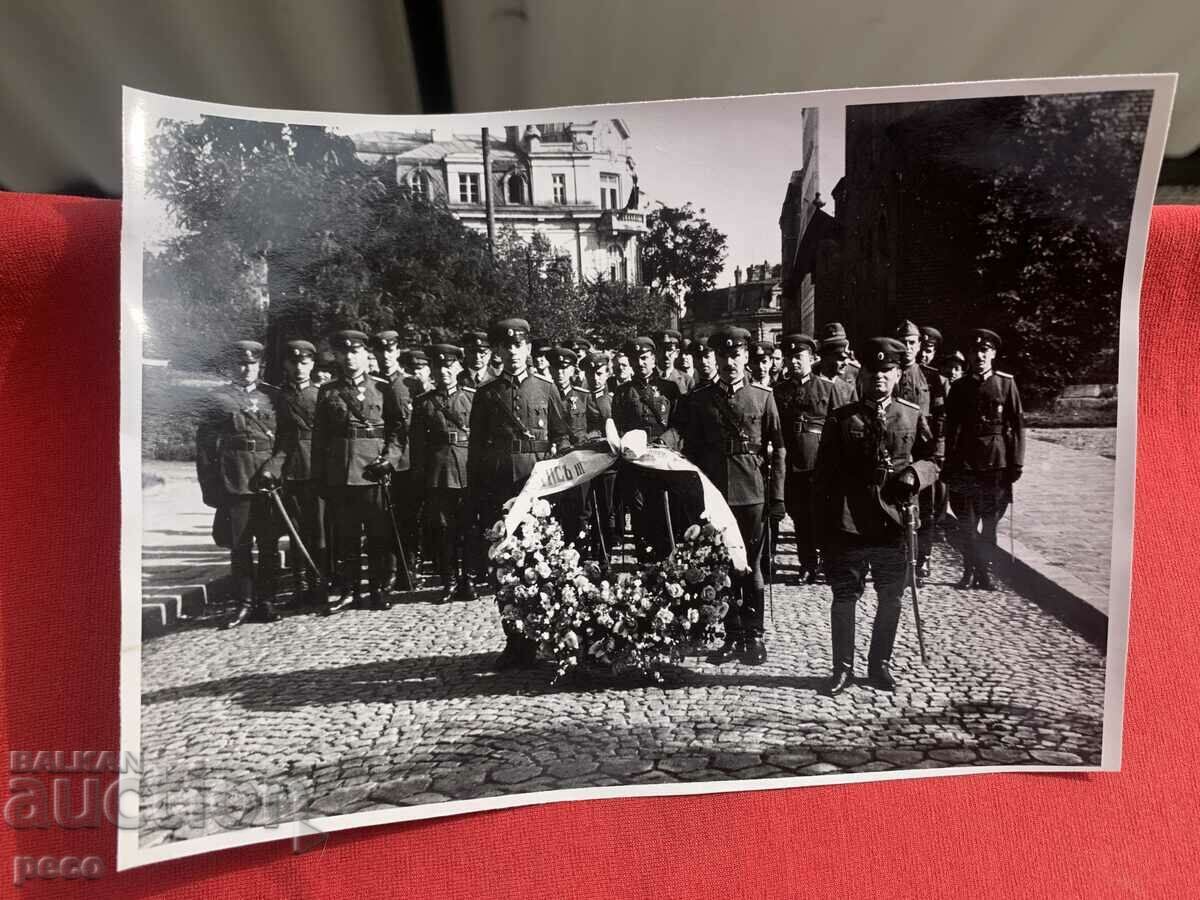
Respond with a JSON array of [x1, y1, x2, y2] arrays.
[[141, 461, 228, 603], [1002, 435, 1115, 614]]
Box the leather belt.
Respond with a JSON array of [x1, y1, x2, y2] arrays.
[[724, 440, 762, 455], [491, 437, 551, 453], [220, 437, 270, 451], [343, 425, 385, 438], [435, 431, 469, 446]]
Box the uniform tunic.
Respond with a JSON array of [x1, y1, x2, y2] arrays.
[[195, 381, 281, 599], [943, 369, 1025, 567], [814, 397, 940, 672], [311, 374, 407, 592], [894, 360, 946, 562], [411, 385, 475, 584], [265, 380, 326, 580]]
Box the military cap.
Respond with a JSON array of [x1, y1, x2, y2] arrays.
[[780, 333, 817, 355], [859, 336, 906, 373], [652, 328, 682, 347], [329, 330, 370, 351], [487, 317, 531, 343], [919, 325, 943, 346], [401, 348, 429, 367], [708, 327, 752, 353], [371, 329, 400, 349], [229, 340, 264, 361], [967, 328, 1002, 350], [624, 336, 656, 357], [894, 319, 921, 340], [943, 350, 967, 367], [579, 350, 609, 372], [690, 340, 714, 357], [284, 339, 316, 359], [818, 322, 850, 349], [680, 337, 693, 351], [425, 343, 464, 365], [530, 336, 553, 355], [547, 346, 579, 367], [456, 332, 484, 354], [567, 335, 592, 352], [749, 340, 773, 360]]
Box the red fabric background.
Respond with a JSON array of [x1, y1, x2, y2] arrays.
[[0, 192, 1197, 898]]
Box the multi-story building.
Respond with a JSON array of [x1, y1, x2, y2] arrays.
[[682, 261, 783, 346], [352, 120, 648, 284]]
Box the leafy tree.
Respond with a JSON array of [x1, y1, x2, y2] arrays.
[[640, 203, 728, 309]]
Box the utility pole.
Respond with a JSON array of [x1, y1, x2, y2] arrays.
[[482, 127, 496, 258]]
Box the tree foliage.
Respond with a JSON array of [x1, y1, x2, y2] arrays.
[[640, 203, 728, 304]]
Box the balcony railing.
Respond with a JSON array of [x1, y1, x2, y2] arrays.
[[599, 209, 647, 234]]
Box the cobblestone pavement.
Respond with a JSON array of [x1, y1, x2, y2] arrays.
[[1005, 435, 1115, 608], [138, 516, 1107, 847]]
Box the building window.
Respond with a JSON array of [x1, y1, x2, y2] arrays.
[[405, 170, 431, 202], [457, 172, 480, 204], [552, 173, 567, 204], [600, 173, 620, 210], [505, 172, 528, 204], [608, 244, 627, 283]]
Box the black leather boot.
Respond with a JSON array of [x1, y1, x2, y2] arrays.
[[973, 562, 994, 590], [742, 634, 768, 665], [708, 635, 742, 665], [826, 667, 854, 696], [867, 659, 896, 692], [956, 561, 975, 589]]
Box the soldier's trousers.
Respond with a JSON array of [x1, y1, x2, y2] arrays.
[[389, 469, 421, 564], [784, 469, 819, 569], [949, 472, 1010, 569], [477, 477, 537, 655], [917, 484, 935, 563], [425, 488, 469, 585], [551, 484, 590, 550], [825, 534, 908, 672], [281, 481, 326, 587], [726, 503, 767, 639], [224, 494, 280, 601], [587, 471, 620, 561], [325, 484, 392, 593], [619, 470, 681, 561]]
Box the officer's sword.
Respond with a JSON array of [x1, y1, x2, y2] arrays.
[[378, 472, 414, 592], [902, 498, 929, 664], [264, 486, 324, 582], [1009, 484, 1016, 562], [592, 497, 609, 566]]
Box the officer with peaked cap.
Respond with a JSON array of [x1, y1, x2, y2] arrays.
[[690, 338, 719, 387], [653, 328, 690, 396], [666, 326, 785, 665], [256, 340, 327, 608], [893, 319, 947, 583], [459, 330, 494, 389], [580, 349, 620, 558], [530, 337, 554, 381], [676, 338, 697, 387], [548, 345, 592, 545], [814, 337, 940, 695], [918, 325, 943, 368], [470, 317, 573, 669], [196, 340, 283, 628], [372, 330, 417, 588], [612, 335, 684, 561], [410, 343, 477, 603], [748, 340, 774, 388], [818, 322, 859, 400], [943, 328, 1024, 589], [773, 333, 853, 584], [311, 330, 409, 612]]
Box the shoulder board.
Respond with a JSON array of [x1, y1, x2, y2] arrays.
[[994, 370, 1013, 379], [415, 389, 436, 401], [894, 397, 920, 410], [818, 374, 835, 382], [460, 385, 476, 394], [257, 380, 279, 392], [591, 388, 607, 397], [751, 383, 772, 392], [370, 374, 390, 385]]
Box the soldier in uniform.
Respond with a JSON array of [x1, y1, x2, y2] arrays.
[[918, 325, 943, 369], [814, 337, 940, 695], [653, 328, 690, 395], [581, 350, 619, 559], [919, 325, 953, 533], [611, 336, 683, 560], [458, 330, 494, 389], [942, 350, 966, 385], [773, 333, 853, 584], [893, 319, 946, 583], [487, 351, 504, 380], [567, 336, 592, 387], [667, 326, 785, 665], [612, 350, 634, 388], [690, 339, 719, 387], [197, 340, 282, 628], [410, 344, 476, 603], [469, 318, 573, 669], [748, 341, 774, 388], [676, 339, 697, 387], [312, 330, 408, 613], [548, 346, 591, 546], [943, 328, 1024, 589], [373, 330, 417, 586], [256, 340, 326, 608], [817, 322, 857, 399]]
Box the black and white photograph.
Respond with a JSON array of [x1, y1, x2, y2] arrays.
[[119, 76, 1171, 868]]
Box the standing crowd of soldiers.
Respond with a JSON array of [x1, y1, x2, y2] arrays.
[[194, 315, 1023, 691]]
